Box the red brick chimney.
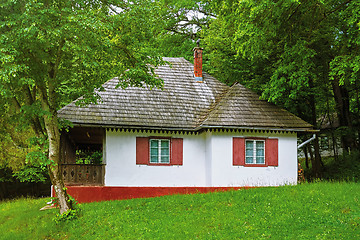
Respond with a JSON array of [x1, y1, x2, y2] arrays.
[[193, 41, 203, 82]]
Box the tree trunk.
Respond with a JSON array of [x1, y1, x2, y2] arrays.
[[38, 48, 72, 214], [312, 136, 322, 178], [308, 144, 314, 166], [332, 131, 338, 161], [43, 110, 72, 214], [332, 77, 357, 152], [309, 78, 322, 178], [303, 146, 309, 169]]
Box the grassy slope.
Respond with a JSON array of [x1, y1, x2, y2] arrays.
[[1, 182, 360, 239]]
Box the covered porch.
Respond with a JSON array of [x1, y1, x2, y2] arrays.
[[60, 127, 105, 186]]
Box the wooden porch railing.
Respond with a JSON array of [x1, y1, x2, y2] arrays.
[[61, 164, 105, 186]]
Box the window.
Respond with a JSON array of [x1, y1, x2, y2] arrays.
[[245, 140, 265, 164], [136, 137, 183, 165], [150, 139, 170, 163], [233, 137, 278, 167]]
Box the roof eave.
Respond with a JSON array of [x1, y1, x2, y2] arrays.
[[200, 125, 318, 133], [68, 122, 318, 133], [69, 123, 198, 132]]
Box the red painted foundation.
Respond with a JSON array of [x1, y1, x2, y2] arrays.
[[53, 186, 252, 203]]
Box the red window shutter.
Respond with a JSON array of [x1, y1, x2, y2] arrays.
[[233, 137, 245, 166], [266, 138, 278, 166], [136, 137, 149, 165], [171, 138, 183, 165]]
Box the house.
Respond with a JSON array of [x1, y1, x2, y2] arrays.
[[57, 47, 314, 203]]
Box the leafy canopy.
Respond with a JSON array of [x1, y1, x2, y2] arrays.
[[0, 0, 167, 210], [0, 0, 165, 115]]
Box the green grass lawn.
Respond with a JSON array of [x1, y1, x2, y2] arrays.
[[1, 182, 360, 239]]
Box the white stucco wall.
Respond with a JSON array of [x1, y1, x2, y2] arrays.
[[104, 129, 298, 187], [209, 131, 298, 187], [105, 130, 207, 187]]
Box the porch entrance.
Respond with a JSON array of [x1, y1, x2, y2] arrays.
[[60, 127, 105, 186]]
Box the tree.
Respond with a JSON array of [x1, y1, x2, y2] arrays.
[[0, 0, 164, 214], [327, 0, 360, 152], [141, 0, 213, 60], [203, 0, 360, 176]]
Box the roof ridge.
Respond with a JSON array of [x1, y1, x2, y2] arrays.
[[197, 83, 237, 127]]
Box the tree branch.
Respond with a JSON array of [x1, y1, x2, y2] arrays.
[[12, 97, 21, 111], [321, 0, 353, 22], [287, 2, 301, 21], [197, 9, 217, 18]]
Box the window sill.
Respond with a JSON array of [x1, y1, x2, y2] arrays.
[[146, 163, 175, 166], [243, 164, 268, 167]]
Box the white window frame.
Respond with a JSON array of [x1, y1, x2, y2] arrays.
[[245, 139, 265, 164], [149, 139, 170, 164]]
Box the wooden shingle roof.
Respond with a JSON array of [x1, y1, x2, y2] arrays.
[[58, 57, 313, 132]]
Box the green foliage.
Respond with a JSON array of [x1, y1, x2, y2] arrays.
[[135, 0, 212, 60], [305, 151, 360, 182], [51, 193, 81, 223], [53, 201, 80, 223], [1, 183, 360, 239], [12, 165, 48, 183], [53, 208, 80, 223], [203, 6, 254, 86], [75, 150, 102, 165], [0, 115, 31, 171], [0, 106, 49, 183], [0, 0, 165, 109], [203, 0, 360, 128]]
